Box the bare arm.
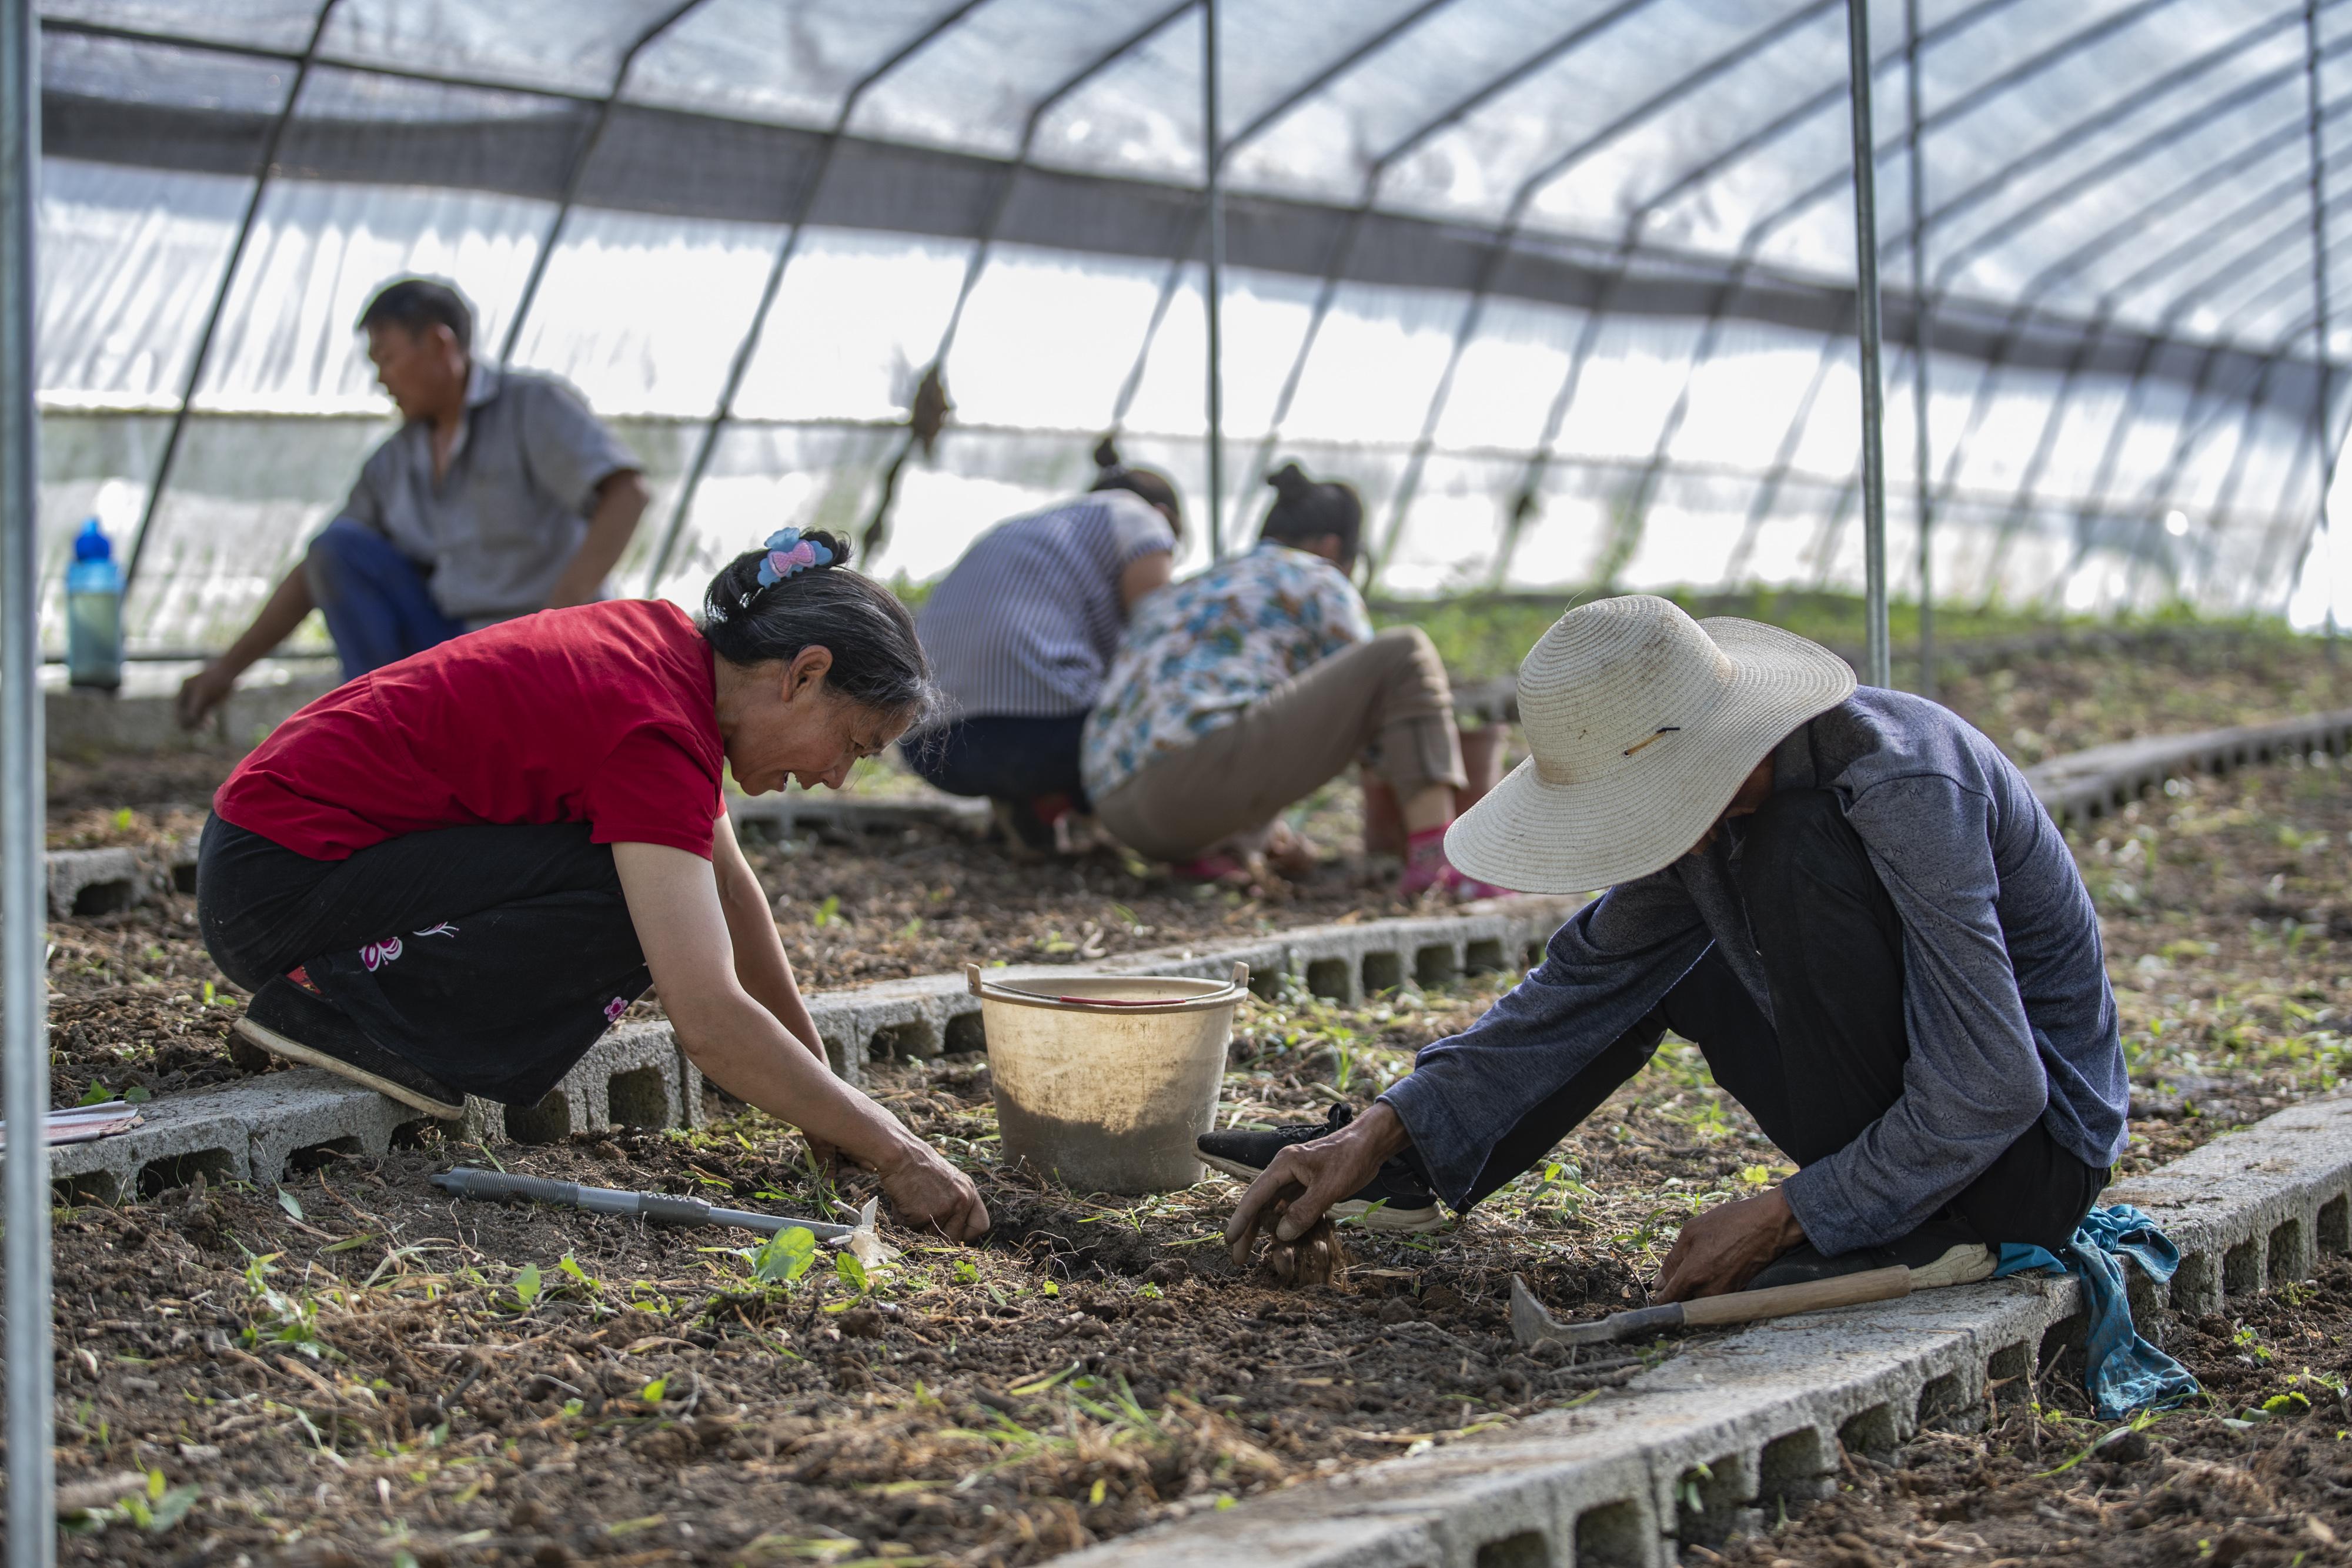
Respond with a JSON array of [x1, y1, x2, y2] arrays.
[[613, 840, 988, 1239], [546, 470, 650, 609], [711, 812, 827, 1070], [1118, 549, 1172, 612], [176, 564, 316, 730]]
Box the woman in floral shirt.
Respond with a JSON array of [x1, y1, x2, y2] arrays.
[[1083, 464, 1499, 897]]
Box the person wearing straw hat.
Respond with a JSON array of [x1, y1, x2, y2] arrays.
[[1216, 594, 2126, 1298]]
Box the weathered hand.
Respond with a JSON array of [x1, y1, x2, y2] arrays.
[[877, 1142, 990, 1242], [1227, 1180, 1345, 1286], [1223, 1101, 1410, 1283], [176, 664, 235, 730], [1654, 1186, 1806, 1301]]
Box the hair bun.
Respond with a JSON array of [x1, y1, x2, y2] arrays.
[[1093, 434, 1124, 473], [801, 528, 852, 569], [1267, 461, 1314, 502]]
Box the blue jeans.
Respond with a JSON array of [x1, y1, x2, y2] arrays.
[[303, 517, 467, 681], [900, 713, 1092, 810]]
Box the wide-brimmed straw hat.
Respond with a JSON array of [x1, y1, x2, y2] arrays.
[[1446, 595, 1856, 895]]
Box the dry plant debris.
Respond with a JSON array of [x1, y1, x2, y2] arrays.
[[26, 637, 2352, 1562]]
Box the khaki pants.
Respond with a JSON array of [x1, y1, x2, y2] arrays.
[[1096, 626, 1466, 862]]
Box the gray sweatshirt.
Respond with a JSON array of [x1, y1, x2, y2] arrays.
[[1381, 688, 2127, 1257]]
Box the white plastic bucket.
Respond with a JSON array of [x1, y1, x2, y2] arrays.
[[967, 962, 1250, 1195]]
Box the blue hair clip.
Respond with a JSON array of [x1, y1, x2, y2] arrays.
[[754, 527, 835, 590]]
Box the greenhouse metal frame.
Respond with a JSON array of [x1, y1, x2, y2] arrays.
[[7, 1, 2352, 1546]]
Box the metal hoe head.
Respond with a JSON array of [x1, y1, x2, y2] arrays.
[[1509, 1273, 1686, 1349]]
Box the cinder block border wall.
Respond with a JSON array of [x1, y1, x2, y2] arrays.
[[2021, 707, 2352, 828], [1054, 1095, 2352, 1568], [38, 704, 2352, 1191], [44, 900, 1575, 1197]]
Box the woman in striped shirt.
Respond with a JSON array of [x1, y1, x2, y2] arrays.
[[903, 440, 1181, 853]]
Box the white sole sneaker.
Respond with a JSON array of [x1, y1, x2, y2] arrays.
[[233, 1016, 466, 1120]]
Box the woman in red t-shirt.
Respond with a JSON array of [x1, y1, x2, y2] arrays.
[[198, 529, 987, 1240]]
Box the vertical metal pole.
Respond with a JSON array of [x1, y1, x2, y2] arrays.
[[0, 2, 53, 1563], [1202, 0, 1225, 560], [1846, 0, 1892, 687], [1905, 0, 1933, 697], [120, 0, 340, 597], [2308, 0, 2340, 654]]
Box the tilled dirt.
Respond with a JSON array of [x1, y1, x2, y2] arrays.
[[1716, 1258, 2352, 1568], [43, 1011, 1687, 1568]]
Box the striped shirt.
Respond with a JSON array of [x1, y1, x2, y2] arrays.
[[916, 491, 1175, 722]]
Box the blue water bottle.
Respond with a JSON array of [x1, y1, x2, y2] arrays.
[[65, 519, 123, 691]]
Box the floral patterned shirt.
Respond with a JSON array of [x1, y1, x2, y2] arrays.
[[1081, 542, 1373, 801]]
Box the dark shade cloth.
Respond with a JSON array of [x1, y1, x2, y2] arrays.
[[303, 516, 468, 681], [900, 712, 1091, 808], [343, 361, 639, 624], [1385, 688, 2124, 1255], [1435, 788, 2106, 1255], [198, 814, 649, 1107], [213, 598, 724, 862]]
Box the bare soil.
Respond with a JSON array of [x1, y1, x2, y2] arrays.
[[38, 745, 2352, 1564], [28, 636, 2352, 1563], [1715, 1259, 2352, 1568]]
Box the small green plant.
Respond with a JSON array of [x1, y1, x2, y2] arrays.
[[749, 1226, 818, 1285], [835, 1251, 870, 1295], [236, 1248, 322, 1357], [62, 1469, 199, 1537], [512, 1262, 542, 1310], [639, 1376, 667, 1406]]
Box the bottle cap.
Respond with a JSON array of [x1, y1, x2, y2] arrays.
[[74, 519, 111, 562]]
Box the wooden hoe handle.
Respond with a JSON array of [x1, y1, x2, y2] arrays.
[[1678, 1265, 1913, 1327]]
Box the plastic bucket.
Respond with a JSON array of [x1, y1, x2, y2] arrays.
[[967, 962, 1250, 1195]]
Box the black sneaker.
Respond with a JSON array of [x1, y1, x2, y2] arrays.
[[1745, 1217, 1995, 1293], [236, 977, 466, 1119], [1197, 1104, 1444, 1233]]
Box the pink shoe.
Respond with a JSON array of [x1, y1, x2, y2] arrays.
[[1170, 852, 1252, 885], [1400, 827, 1516, 901]]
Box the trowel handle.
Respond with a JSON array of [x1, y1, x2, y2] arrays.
[[1679, 1265, 1912, 1327]]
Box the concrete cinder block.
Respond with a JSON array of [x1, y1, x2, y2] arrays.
[[1061, 1101, 2352, 1568], [504, 1021, 691, 1144], [48, 1087, 255, 1206], [241, 1068, 423, 1185], [2024, 708, 2352, 828], [46, 847, 143, 920]]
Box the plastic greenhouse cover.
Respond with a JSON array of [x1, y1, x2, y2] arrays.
[[22, 0, 2352, 645]]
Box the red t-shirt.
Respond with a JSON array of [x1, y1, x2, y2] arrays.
[[215, 600, 726, 861]]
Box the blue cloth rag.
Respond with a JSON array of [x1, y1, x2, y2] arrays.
[[1993, 1202, 2201, 1420]]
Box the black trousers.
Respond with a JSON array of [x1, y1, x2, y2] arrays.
[[1458, 790, 2105, 1254], [197, 815, 652, 1106], [900, 712, 1091, 810]]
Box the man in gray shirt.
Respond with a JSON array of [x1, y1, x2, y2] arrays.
[[1216, 595, 2125, 1298], [178, 278, 648, 726]]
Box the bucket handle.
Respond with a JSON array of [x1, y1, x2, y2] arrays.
[[965, 961, 1251, 1009]]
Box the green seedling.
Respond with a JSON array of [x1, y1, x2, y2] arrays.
[[835, 1250, 870, 1294], [512, 1263, 542, 1310], [63, 1469, 200, 1537], [750, 1226, 818, 1285]]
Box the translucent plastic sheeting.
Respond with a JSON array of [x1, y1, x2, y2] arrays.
[[25, 0, 2352, 648]]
